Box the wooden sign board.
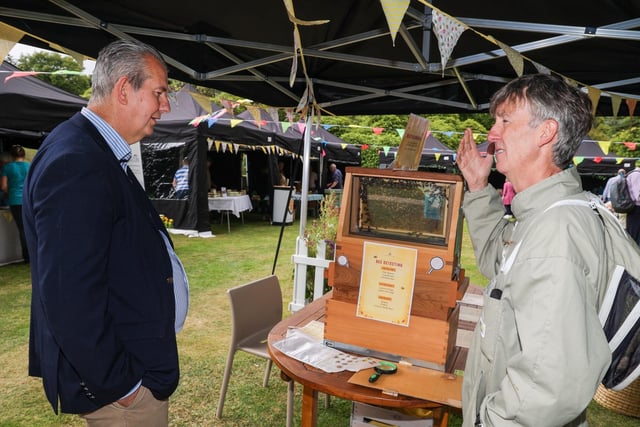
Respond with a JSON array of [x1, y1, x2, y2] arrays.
[[394, 114, 430, 171]]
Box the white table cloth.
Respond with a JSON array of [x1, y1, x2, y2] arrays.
[[208, 195, 253, 232], [207, 195, 252, 218]]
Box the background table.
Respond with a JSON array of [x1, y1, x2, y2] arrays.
[[208, 195, 252, 232], [268, 293, 461, 427]]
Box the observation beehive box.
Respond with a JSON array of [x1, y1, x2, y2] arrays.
[[324, 167, 468, 371]]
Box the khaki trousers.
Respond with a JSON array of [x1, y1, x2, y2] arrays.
[[81, 386, 168, 427]]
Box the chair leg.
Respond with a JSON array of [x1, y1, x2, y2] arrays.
[[262, 359, 273, 387], [286, 379, 295, 427], [216, 349, 236, 419]]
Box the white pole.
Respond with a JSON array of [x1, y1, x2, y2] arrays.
[[289, 113, 313, 312]]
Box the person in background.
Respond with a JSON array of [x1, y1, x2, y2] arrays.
[[601, 168, 626, 204], [601, 168, 627, 227], [172, 157, 190, 199], [326, 163, 343, 189], [1, 144, 30, 262], [23, 39, 189, 426], [501, 177, 515, 218], [278, 159, 288, 186], [309, 163, 319, 192], [457, 74, 610, 426], [624, 162, 640, 245]]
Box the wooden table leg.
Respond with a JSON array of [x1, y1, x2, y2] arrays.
[[300, 385, 318, 427]]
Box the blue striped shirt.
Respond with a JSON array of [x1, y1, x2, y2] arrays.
[[173, 166, 189, 191], [81, 107, 131, 171]]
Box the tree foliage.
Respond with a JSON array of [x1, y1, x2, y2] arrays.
[[14, 51, 91, 97]]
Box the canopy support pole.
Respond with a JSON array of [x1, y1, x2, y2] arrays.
[[290, 113, 313, 312]]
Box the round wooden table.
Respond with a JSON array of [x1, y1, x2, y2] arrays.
[[267, 294, 452, 427]]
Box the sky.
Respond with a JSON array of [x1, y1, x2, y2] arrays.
[[8, 43, 95, 73]]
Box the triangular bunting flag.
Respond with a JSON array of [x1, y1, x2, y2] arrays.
[[573, 156, 584, 166], [230, 119, 242, 128], [281, 121, 291, 133], [593, 156, 602, 164], [0, 22, 24, 61], [623, 142, 637, 150], [598, 141, 612, 155], [188, 90, 215, 114], [627, 99, 637, 117], [297, 121, 306, 134], [396, 129, 405, 138], [532, 62, 551, 75], [611, 95, 622, 117], [587, 86, 601, 115], [432, 10, 466, 76], [383, 146, 391, 156], [373, 127, 384, 135], [221, 99, 239, 115], [435, 153, 441, 161], [379, 0, 410, 46], [246, 105, 262, 127], [267, 107, 280, 124], [341, 143, 347, 150], [233, 143, 240, 153], [496, 41, 524, 77]]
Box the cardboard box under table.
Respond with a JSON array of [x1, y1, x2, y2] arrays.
[[325, 168, 468, 372]]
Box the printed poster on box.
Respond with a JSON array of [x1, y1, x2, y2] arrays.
[[356, 241, 417, 326]]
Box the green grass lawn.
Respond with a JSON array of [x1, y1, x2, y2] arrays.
[[0, 211, 637, 426]]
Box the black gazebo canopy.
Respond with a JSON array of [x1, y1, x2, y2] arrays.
[[1, 0, 638, 116]]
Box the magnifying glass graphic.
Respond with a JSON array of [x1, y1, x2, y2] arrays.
[[428, 256, 444, 274], [368, 361, 398, 383]]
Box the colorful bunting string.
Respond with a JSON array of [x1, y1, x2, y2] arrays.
[[1, 69, 90, 83], [192, 110, 640, 163]]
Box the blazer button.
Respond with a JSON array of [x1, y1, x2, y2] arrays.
[[167, 277, 174, 284]]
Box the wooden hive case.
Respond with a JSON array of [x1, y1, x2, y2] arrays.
[[324, 167, 468, 371]]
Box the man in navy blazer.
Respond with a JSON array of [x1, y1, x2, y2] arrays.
[[23, 40, 188, 425]]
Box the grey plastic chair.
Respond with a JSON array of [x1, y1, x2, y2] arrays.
[[216, 275, 294, 426]]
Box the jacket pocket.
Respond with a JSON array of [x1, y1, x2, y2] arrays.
[[479, 282, 503, 364]]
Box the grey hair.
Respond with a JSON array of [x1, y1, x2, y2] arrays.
[[489, 74, 593, 169], [89, 39, 167, 104]]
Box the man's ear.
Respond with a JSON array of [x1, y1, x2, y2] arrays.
[[114, 76, 129, 105], [538, 119, 558, 147]]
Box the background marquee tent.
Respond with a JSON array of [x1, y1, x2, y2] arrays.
[[140, 85, 215, 234], [0, 60, 85, 150]]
